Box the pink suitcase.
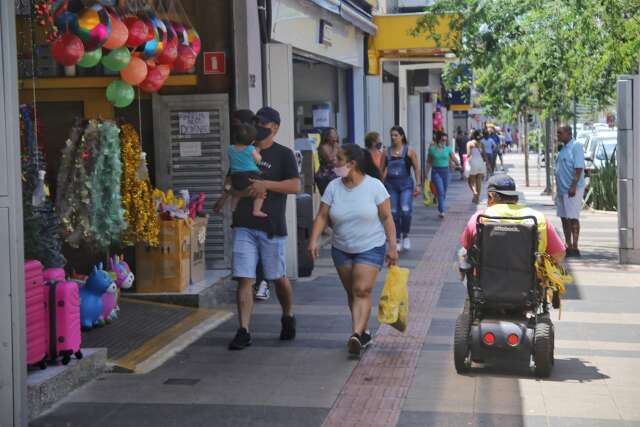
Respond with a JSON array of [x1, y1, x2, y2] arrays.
[[45, 275, 83, 365], [25, 260, 48, 369]]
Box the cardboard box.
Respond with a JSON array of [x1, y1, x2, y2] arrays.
[[135, 219, 191, 293], [190, 215, 209, 284]]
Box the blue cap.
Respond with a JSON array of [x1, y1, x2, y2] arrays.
[[487, 174, 518, 196]]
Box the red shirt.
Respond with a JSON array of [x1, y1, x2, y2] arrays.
[[460, 210, 566, 256]]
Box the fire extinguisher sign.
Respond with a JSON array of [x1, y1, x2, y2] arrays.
[[203, 52, 226, 75]]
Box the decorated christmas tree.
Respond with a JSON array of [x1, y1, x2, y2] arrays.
[[20, 105, 66, 268]]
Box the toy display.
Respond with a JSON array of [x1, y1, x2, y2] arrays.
[[79, 263, 117, 330]]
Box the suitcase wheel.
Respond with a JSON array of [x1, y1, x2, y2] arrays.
[[75, 351, 83, 360]]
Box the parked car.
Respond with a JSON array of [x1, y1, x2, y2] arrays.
[[584, 129, 616, 159], [585, 135, 617, 176]]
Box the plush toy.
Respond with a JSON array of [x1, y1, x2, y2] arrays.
[[100, 255, 135, 323], [188, 192, 206, 219], [80, 263, 116, 330]]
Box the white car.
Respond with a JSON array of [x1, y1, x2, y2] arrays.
[[585, 135, 617, 175]]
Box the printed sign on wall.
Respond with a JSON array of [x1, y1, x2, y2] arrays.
[[179, 112, 210, 135]]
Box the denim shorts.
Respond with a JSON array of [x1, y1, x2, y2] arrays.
[[331, 244, 387, 270], [232, 227, 286, 280]]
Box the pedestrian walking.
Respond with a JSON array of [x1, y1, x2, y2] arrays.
[[228, 106, 301, 350], [505, 127, 513, 152], [384, 126, 421, 252], [555, 124, 585, 257], [481, 129, 497, 176], [315, 128, 340, 195], [427, 133, 460, 218], [365, 131, 386, 177], [466, 129, 487, 204], [455, 129, 467, 179], [308, 144, 398, 356]]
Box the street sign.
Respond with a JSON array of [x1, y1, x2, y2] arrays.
[[203, 52, 226, 75]]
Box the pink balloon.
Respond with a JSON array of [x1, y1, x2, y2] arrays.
[[52, 32, 85, 66], [173, 45, 196, 73], [104, 15, 128, 49]]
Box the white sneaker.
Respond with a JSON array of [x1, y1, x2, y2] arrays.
[[254, 280, 270, 301], [397, 238, 403, 252], [402, 238, 411, 251]]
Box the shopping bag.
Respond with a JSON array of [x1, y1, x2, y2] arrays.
[[377, 266, 410, 332], [423, 179, 434, 207]]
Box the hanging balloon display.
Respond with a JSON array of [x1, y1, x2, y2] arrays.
[[52, 0, 79, 34], [106, 80, 134, 108], [124, 16, 149, 48], [77, 47, 102, 68], [101, 47, 131, 72], [52, 32, 85, 66], [157, 20, 178, 65], [173, 45, 196, 73], [187, 28, 201, 56], [103, 14, 128, 49], [134, 16, 166, 60], [120, 56, 148, 85], [172, 21, 189, 46], [74, 4, 111, 51], [138, 64, 169, 93]]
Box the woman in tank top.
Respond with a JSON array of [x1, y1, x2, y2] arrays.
[[365, 131, 386, 178], [466, 129, 488, 203]]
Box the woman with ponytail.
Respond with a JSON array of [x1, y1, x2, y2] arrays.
[[308, 144, 398, 356]]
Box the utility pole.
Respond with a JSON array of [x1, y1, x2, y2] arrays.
[[523, 109, 530, 187], [573, 96, 578, 134], [542, 116, 553, 195]]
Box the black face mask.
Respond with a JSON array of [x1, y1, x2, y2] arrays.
[[256, 125, 272, 141]]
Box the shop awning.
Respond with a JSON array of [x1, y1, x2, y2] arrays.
[[306, 0, 378, 35], [367, 13, 457, 74]]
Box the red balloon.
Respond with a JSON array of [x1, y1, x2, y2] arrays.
[[124, 17, 148, 48], [173, 45, 196, 73], [52, 32, 85, 66], [138, 65, 169, 93], [157, 38, 177, 65]]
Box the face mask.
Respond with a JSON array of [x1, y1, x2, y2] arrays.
[[376, 142, 383, 150], [256, 125, 272, 141], [334, 165, 351, 178]]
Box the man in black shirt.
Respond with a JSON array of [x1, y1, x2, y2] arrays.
[[229, 107, 301, 350]]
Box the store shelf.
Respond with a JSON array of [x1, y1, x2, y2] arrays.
[[19, 74, 198, 90]]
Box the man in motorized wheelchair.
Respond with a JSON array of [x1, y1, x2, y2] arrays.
[[456, 174, 566, 377]]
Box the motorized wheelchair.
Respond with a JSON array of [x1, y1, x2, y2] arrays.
[[454, 214, 555, 377]]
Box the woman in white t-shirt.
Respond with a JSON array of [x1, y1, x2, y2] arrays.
[[308, 144, 398, 356]]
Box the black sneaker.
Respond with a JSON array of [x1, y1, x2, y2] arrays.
[[361, 330, 372, 349], [280, 315, 296, 340], [348, 333, 363, 355], [228, 328, 252, 350]]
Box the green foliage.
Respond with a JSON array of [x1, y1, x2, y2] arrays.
[[585, 153, 617, 211], [412, 0, 640, 120]]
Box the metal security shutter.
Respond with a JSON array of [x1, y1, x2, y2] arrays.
[[152, 94, 231, 269]]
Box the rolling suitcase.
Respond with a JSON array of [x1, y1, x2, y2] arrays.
[[25, 260, 48, 369], [44, 269, 83, 365], [296, 193, 314, 277]]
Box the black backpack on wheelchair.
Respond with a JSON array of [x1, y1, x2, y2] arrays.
[[454, 214, 554, 377]]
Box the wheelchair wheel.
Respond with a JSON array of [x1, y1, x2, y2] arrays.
[[534, 318, 554, 378], [454, 312, 471, 373]]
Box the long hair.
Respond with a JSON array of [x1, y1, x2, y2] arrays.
[[320, 127, 338, 146], [390, 125, 408, 145], [364, 131, 380, 149], [470, 129, 482, 141], [341, 144, 381, 180]]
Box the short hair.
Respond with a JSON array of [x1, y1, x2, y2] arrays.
[[558, 124, 573, 137], [489, 191, 519, 204], [365, 131, 380, 149]]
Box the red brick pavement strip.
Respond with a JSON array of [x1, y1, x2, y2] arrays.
[[322, 190, 476, 427]]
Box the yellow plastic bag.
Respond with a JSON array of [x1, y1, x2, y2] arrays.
[[423, 178, 434, 207], [377, 266, 410, 332]]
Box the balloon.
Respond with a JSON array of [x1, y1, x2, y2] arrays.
[[173, 45, 196, 73], [157, 38, 177, 65], [124, 17, 148, 48], [106, 80, 134, 108], [187, 28, 201, 55], [138, 65, 169, 93], [52, 0, 79, 33], [77, 47, 102, 67], [103, 15, 128, 49], [120, 56, 148, 85], [74, 4, 111, 51], [101, 47, 131, 71], [172, 21, 188, 45], [52, 32, 85, 66], [135, 16, 166, 59]]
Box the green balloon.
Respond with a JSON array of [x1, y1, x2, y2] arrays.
[[106, 79, 134, 108], [101, 47, 131, 72], [78, 48, 102, 68]]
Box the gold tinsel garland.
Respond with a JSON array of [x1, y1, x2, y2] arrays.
[[120, 123, 159, 246]]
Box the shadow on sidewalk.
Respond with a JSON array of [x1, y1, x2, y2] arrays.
[[460, 357, 609, 382]]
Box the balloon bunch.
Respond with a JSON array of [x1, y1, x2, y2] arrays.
[[38, 0, 202, 109]]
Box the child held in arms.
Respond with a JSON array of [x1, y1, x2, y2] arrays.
[[228, 123, 267, 217]]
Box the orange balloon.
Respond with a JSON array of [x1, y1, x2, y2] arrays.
[[103, 15, 128, 49], [120, 56, 148, 85]]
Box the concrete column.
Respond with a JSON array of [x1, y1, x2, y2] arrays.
[[366, 75, 383, 135], [0, 1, 27, 425], [232, 0, 264, 111], [264, 43, 298, 279], [352, 66, 366, 145]]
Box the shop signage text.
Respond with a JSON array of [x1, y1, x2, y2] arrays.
[[180, 141, 203, 157], [179, 112, 210, 135], [319, 19, 333, 47], [203, 52, 226, 75]]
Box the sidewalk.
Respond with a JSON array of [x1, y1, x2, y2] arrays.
[[31, 154, 640, 426]]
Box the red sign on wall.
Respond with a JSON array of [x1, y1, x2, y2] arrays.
[[203, 52, 226, 75]]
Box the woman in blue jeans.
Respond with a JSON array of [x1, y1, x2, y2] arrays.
[[384, 126, 421, 252], [428, 133, 460, 218]]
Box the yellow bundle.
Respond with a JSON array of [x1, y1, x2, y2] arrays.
[[535, 253, 573, 318], [378, 266, 410, 332]]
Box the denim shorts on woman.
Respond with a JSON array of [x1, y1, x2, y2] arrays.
[[331, 244, 387, 270]]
